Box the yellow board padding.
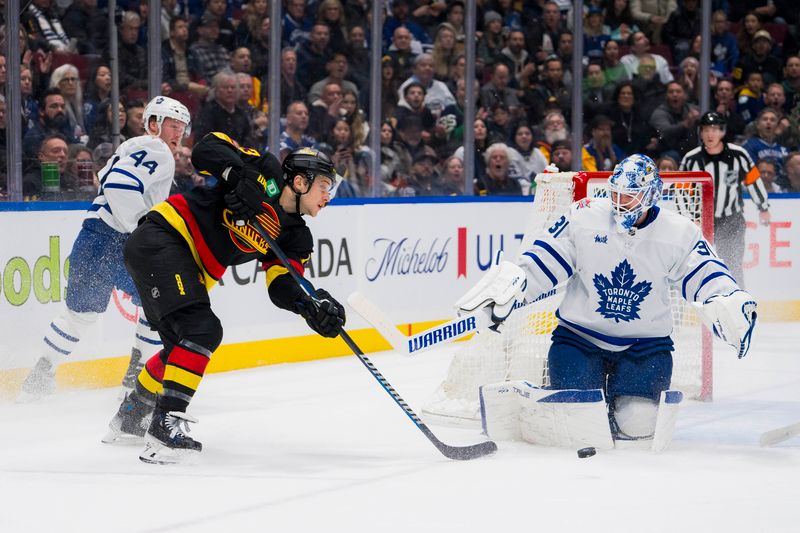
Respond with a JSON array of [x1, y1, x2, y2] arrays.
[[0, 327, 392, 400]]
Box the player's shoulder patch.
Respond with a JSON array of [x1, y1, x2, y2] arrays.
[[575, 198, 593, 210]]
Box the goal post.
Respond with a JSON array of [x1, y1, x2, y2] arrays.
[[421, 171, 715, 426]]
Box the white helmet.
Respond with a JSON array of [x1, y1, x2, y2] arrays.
[[607, 154, 662, 233], [143, 96, 191, 137]]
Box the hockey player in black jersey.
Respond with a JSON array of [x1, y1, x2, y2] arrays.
[[102, 133, 346, 464]]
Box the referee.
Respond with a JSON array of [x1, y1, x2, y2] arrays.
[[679, 112, 771, 286]]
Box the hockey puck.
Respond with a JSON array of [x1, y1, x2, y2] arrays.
[[577, 447, 596, 458]]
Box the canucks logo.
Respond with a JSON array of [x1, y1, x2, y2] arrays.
[[593, 260, 651, 322]]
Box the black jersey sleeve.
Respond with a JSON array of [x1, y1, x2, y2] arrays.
[[191, 132, 283, 190]]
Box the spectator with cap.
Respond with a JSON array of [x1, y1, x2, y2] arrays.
[[478, 11, 507, 70], [585, 114, 625, 171], [189, 0, 236, 52], [549, 138, 574, 171], [401, 146, 448, 197], [584, 5, 611, 60], [188, 13, 232, 84], [733, 30, 783, 87]]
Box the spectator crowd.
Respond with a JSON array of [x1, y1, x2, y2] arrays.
[[2, 0, 800, 199]]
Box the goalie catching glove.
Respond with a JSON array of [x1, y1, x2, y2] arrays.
[[223, 167, 267, 223], [455, 260, 528, 325], [297, 289, 346, 338], [694, 290, 757, 358]]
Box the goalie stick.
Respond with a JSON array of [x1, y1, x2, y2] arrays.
[[759, 421, 800, 447], [347, 289, 560, 356], [251, 221, 497, 461]]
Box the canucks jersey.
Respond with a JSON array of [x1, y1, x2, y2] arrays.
[[518, 198, 740, 351], [88, 135, 176, 234], [146, 132, 313, 311]]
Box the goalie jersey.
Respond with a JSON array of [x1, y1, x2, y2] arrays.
[[518, 198, 740, 352], [87, 135, 176, 234]]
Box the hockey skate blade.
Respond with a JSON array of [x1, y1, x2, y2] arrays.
[[139, 442, 200, 465], [101, 429, 144, 446]]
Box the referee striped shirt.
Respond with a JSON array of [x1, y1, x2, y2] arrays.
[[679, 143, 770, 219]]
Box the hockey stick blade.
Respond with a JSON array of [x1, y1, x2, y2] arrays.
[[251, 221, 497, 461], [759, 421, 800, 447]]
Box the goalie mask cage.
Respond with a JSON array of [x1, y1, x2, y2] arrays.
[[422, 171, 715, 426]]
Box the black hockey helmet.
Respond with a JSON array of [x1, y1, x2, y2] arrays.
[[699, 111, 727, 129], [283, 148, 341, 194]]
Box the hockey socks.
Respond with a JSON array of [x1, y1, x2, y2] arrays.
[[159, 342, 211, 413]]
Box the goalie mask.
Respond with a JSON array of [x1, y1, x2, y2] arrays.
[[143, 96, 192, 137], [608, 154, 662, 233]]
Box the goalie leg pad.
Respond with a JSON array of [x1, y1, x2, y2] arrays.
[[480, 381, 614, 449], [652, 390, 683, 452], [610, 395, 659, 441]]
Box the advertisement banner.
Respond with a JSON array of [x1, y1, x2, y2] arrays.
[[0, 197, 796, 371]]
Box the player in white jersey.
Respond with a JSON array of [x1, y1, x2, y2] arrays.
[[458, 154, 758, 444], [18, 96, 191, 402]]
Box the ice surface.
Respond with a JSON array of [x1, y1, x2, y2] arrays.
[[1, 323, 798, 532]]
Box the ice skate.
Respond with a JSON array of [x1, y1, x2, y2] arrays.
[[16, 357, 56, 403], [102, 392, 153, 444], [139, 408, 202, 465]]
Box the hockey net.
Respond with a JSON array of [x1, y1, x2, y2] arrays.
[[422, 171, 715, 426]]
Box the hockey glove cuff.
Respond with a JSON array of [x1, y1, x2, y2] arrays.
[[297, 289, 346, 338], [694, 290, 758, 358], [455, 260, 528, 325]]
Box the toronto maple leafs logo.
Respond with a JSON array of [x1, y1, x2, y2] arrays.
[[593, 260, 652, 322]]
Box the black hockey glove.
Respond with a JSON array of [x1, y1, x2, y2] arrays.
[[224, 167, 266, 223], [297, 289, 346, 338]]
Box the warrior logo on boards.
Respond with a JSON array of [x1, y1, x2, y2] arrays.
[[592, 259, 651, 322]]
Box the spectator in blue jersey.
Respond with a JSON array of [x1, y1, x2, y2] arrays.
[[279, 101, 317, 161], [736, 71, 766, 125], [710, 10, 739, 76], [743, 108, 790, 180], [383, 0, 431, 53], [584, 6, 611, 60], [282, 0, 312, 48], [585, 115, 626, 171]]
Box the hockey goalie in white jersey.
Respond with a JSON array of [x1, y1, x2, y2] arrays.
[[458, 154, 757, 451]]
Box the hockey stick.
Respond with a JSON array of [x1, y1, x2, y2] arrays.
[[348, 289, 559, 356], [759, 421, 800, 447], [251, 221, 497, 460]]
